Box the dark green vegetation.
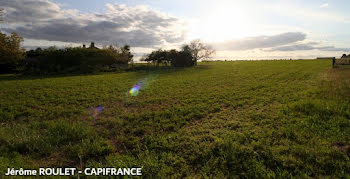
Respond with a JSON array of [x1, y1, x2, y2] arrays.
[[23, 45, 133, 74], [0, 30, 134, 74], [0, 60, 349, 178], [0, 31, 25, 73]]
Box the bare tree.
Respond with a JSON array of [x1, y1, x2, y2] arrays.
[[188, 39, 215, 65]]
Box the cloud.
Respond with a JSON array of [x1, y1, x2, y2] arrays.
[[267, 43, 350, 52], [0, 0, 186, 48], [320, 3, 329, 8], [0, 0, 64, 23], [212, 32, 350, 52], [213, 32, 306, 51]]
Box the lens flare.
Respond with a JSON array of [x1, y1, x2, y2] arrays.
[[129, 83, 142, 96], [89, 106, 104, 117], [129, 79, 148, 96], [128, 73, 158, 97]]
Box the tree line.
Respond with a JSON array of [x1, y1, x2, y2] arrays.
[[0, 31, 134, 74], [23, 45, 133, 74], [1, 30, 215, 75]]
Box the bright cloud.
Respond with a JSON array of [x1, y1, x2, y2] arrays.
[[0, 0, 187, 48]]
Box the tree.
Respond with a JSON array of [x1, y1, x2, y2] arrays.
[[144, 49, 170, 66], [143, 39, 214, 68], [120, 45, 134, 63], [105, 45, 133, 64], [168, 49, 179, 65], [341, 54, 347, 58], [0, 31, 25, 73], [171, 46, 193, 67], [188, 39, 215, 65], [144, 47, 195, 67]]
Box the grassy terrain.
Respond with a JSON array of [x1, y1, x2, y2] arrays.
[[0, 60, 349, 178]]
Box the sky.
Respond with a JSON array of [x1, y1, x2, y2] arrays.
[[1, 0, 350, 60]]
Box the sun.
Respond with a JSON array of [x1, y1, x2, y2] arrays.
[[189, 1, 257, 42]]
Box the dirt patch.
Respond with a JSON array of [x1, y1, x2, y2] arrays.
[[332, 142, 350, 157]]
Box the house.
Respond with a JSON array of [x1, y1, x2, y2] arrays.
[[82, 42, 99, 49]]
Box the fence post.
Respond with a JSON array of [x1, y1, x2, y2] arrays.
[[332, 57, 335, 68]]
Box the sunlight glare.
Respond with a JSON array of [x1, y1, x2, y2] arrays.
[[190, 1, 257, 42]]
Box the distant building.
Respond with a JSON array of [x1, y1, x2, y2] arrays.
[[82, 42, 99, 49], [88, 42, 99, 49]]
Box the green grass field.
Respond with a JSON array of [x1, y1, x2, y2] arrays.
[[0, 60, 349, 178]]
